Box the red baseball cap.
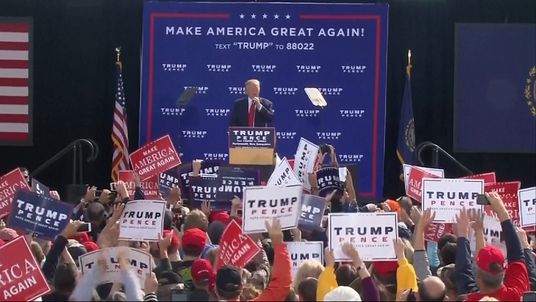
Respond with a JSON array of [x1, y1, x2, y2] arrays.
[[182, 228, 206, 254], [82, 241, 99, 252], [476, 245, 506, 274], [373, 261, 398, 276], [191, 258, 215, 285], [385, 199, 400, 213], [70, 232, 90, 243], [210, 211, 230, 225]]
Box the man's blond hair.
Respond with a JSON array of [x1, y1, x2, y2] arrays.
[[245, 79, 260, 87]]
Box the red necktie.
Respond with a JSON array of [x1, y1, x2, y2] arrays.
[[248, 100, 255, 127]]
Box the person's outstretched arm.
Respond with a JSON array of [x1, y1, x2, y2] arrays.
[[454, 208, 477, 295], [342, 242, 379, 301], [518, 228, 536, 291], [316, 247, 338, 301], [487, 192, 529, 295], [254, 218, 292, 301], [395, 238, 418, 298]]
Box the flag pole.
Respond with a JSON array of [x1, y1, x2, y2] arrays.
[[115, 47, 122, 71], [406, 49, 412, 78]]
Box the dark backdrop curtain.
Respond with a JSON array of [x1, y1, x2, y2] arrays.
[[0, 0, 534, 199]]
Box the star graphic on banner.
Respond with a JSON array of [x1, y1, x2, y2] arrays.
[[285, 14, 291, 19], [239, 14, 244, 19], [262, 14, 268, 19], [274, 14, 279, 19], [251, 13, 256, 19]]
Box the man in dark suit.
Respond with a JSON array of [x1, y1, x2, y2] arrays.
[[229, 79, 274, 127]]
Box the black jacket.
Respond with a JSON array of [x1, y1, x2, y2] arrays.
[[229, 97, 274, 127]]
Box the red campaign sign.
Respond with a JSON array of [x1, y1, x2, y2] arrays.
[[118, 170, 160, 199], [0, 168, 30, 218], [0, 236, 51, 301], [130, 134, 181, 180], [406, 167, 440, 202], [485, 181, 521, 223], [462, 172, 496, 184], [216, 220, 260, 270], [425, 223, 453, 242]]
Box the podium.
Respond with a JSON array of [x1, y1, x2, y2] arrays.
[[228, 127, 275, 165]]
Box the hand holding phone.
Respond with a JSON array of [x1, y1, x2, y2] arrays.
[[77, 222, 92, 233], [476, 194, 490, 205]]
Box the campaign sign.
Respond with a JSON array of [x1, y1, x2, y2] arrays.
[[177, 162, 193, 195], [287, 241, 324, 278], [118, 170, 160, 199], [7, 190, 73, 240], [217, 166, 260, 203], [119, 200, 166, 241], [424, 223, 453, 242], [406, 167, 441, 202], [293, 138, 320, 191], [216, 220, 260, 270], [267, 157, 302, 187], [158, 168, 181, 196], [79, 247, 153, 290], [403, 164, 444, 191], [242, 184, 303, 233], [519, 187, 536, 227], [483, 214, 503, 244], [469, 214, 506, 256], [328, 212, 398, 261], [0, 168, 30, 218], [461, 172, 496, 184], [229, 127, 275, 148], [30, 179, 50, 197], [177, 161, 221, 197], [130, 134, 181, 180], [0, 236, 50, 301], [189, 175, 221, 209], [316, 167, 345, 197], [485, 181, 521, 225], [422, 178, 484, 223], [298, 194, 326, 234]]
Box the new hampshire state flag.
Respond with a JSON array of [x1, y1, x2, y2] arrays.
[[396, 64, 416, 165]]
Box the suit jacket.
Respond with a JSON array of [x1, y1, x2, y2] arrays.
[[229, 96, 274, 127]]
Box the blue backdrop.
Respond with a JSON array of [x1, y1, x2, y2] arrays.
[[140, 2, 388, 198], [454, 24, 536, 153]]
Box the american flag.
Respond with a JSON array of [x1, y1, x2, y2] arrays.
[[111, 60, 130, 181], [0, 20, 31, 145]]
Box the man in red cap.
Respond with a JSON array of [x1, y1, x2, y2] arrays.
[[191, 258, 215, 291], [174, 227, 207, 290], [455, 192, 529, 301]]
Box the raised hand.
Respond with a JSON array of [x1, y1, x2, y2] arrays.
[[394, 238, 406, 261], [201, 200, 212, 217], [116, 181, 129, 200], [469, 209, 484, 232], [486, 192, 509, 222], [145, 272, 158, 294], [110, 203, 126, 224], [455, 208, 471, 238], [61, 220, 83, 238], [265, 218, 283, 245], [324, 247, 335, 267], [84, 186, 97, 202], [416, 208, 436, 231]]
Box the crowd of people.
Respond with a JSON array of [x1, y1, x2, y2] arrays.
[[0, 148, 534, 302]]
